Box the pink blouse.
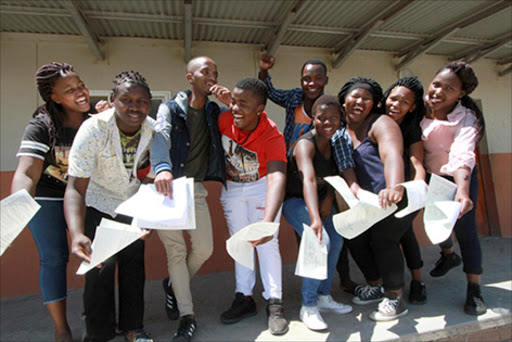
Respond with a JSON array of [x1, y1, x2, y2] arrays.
[[421, 102, 477, 176]]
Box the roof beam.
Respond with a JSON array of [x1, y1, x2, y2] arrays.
[[497, 56, 512, 65], [395, 1, 511, 70], [183, 0, 192, 63], [498, 64, 512, 77], [60, 1, 104, 61], [332, 0, 413, 69], [265, 0, 305, 56], [451, 33, 512, 63]]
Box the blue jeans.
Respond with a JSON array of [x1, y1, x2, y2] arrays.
[[283, 197, 343, 306], [28, 199, 69, 304]]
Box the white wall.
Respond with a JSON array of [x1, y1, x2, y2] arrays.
[[1, 32, 511, 171]]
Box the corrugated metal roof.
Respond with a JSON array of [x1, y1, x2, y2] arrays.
[[1, 0, 510, 68]]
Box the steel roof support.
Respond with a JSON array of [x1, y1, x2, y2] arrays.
[[184, 0, 192, 63], [264, 0, 305, 56], [451, 33, 512, 63]]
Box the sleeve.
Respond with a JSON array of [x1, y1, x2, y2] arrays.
[[331, 128, 355, 172], [67, 119, 100, 178], [16, 117, 50, 161], [263, 132, 287, 164], [263, 74, 297, 108], [440, 114, 478, 175], [150, 102, 173, 175], [403, 123, 422, 148]]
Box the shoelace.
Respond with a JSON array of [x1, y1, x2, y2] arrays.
[[356, 285, 380, 299], [378, 298, 398, 315]]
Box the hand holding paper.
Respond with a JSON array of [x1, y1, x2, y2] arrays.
[[394, 180, 428, 218], [76, 219, 145, 275], [424, 175, 461, 244], [226, 222, 279, 270], [325, 176, 397, 239]]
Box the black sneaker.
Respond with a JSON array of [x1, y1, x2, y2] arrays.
[[409, 280, 428, 305], [173, 315, 196, 342], [352, 284, 384, 305], [163, 278, 179, 320], [464, 283, 487, 316], [430, 252, 462, 277], [266, 298, 289, 335], [220, 292, 257, 324]]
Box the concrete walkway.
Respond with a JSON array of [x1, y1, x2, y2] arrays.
[[1, 237, 511, 341]]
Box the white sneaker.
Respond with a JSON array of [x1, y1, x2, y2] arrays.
[[299, 305, 328, 331], [317, 294, 353, 314]]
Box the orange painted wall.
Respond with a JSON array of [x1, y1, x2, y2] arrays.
[[489, 153, 512, 237], [2, 151, 510, 298]]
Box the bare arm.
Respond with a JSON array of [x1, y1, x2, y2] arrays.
[[409, 141, 426, 181], [11, 156, 43, 196], [453, 166, 473, 218], [64, 176, 92, 263], [295, 139, 323, 242], [370, 115, 405, 208], [341, 167, 361, 197]]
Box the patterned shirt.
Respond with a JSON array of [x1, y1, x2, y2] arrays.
[[68, 108, 155, 216]]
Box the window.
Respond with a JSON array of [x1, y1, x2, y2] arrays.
[[89, 90, 171, 119]]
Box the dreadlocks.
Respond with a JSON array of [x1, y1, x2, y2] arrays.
[[437, 61, 485, 142], [34, 62, 80, 153], [382, 76, 425, 135], [338, 76, 384, 114], [112, 70, 152, 99]]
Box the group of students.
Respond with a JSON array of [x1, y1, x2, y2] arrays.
[[11, 54, 486, 342]]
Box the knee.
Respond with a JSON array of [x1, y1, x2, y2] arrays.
[[193, 243, 213, 262], [40, 251, 69, 268]]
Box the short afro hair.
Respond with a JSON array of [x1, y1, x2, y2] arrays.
[[234, 77, 268, 105]]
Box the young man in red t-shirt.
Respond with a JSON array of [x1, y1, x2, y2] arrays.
[[216, 78, 289, 335]]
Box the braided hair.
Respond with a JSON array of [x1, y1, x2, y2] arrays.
[[382, 76, 425, 134], [112, 70, 152, 99], [34, 62, 81, 153], [337, 76, 384, 114], [436, 61, 485, 142]]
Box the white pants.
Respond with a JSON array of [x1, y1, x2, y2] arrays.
[[221, 177, 283, 300]]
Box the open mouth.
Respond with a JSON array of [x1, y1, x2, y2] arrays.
[[76, 96, 88, 105]]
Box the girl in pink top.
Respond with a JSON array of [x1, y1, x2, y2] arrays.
[[421, 61, 486, 316]]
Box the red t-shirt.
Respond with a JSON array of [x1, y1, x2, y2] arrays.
[[218, 111, 287, 183]]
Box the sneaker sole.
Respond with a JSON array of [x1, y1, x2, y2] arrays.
[[269, 325, 289, 336], [220, 310, 257, 324], [369, 308, 408, 322], [318, 306, 353, 314], [352, 296, 384, 305]]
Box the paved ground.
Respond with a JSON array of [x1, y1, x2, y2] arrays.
[[1, 237, 511, 341]]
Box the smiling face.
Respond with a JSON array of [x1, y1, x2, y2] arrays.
[[301, 64, 328, 101], [229, 87, 265, 132], [113, 83, 151, 135], [50, 72, 90, 115], [187, 57, 218, 96], [385, 86, 416, 124], [427, 69, 466, 117], [343, 88, 374, 125], [313, 104, 341, 139]]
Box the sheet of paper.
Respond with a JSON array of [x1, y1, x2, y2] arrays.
[[324, 176, 358, 208], [116, 177, 196, 230], [76, 218, 145, 275], [1, 189, 41, 256], [424, 175, 461, 244], [295, 224, 328, 280], [332, 188, 397, 239], [394, 180, 428, 218], [226, 222, 279, 271]]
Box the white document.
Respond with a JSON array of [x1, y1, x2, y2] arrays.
[[76, 218, 145, 275], [116, 177, 196, 230], [326, 176, 397, 239], [295, 224, 328, 280], [226, 222, 279, 271], [394, 180, 428, 218], [1, 189, 41, 256], [424, 174, 461, 244]]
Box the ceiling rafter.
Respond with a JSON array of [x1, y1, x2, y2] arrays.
[[60, 1, 103, 60], [498, 64, 512, 77], [183, 0, 192, 63], [497, 56, 512, 65], [451, 33, 512, 64], [394, 0, 511, 71], [331, 0, 413, 69], [264, 0, 305, 56]]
